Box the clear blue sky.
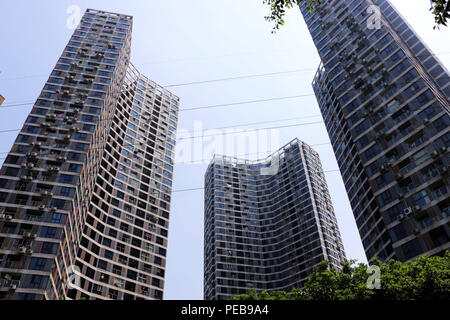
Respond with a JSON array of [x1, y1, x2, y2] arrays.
[[0, 0, 449, 300]]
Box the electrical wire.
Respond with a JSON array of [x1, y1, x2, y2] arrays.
[[1, 50, 449, 83], [0, 111, 323, 139], [1, 74, 448, 112], [171, 169, 342, 193]]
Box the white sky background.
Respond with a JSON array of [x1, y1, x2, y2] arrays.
[[0, 0, 449, 300]]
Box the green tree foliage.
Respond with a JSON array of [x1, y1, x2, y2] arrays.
[[263, 0, 450, 32], [431, 0, 450, 28], [232, 252, 450, 300], [262, 0, 322, 32]]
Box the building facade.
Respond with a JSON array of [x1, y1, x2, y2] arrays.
[[0, 9, 179, 300], [204, 139, 346, 300], [300, 0, 449, 262]]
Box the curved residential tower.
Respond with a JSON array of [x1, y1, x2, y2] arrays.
[[0, 9, 179, 300], [300, 0, 449, 262], [204, 139, 346, 300]]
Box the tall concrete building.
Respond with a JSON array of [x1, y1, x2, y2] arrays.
[[300, 0, 449, 262], [0, 9, 179, 300], [204, 139, 346, 300]]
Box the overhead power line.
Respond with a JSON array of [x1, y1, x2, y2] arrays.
[[0, 101, 36, 109], [0, 122, 332, 160], [0, 129, 21, 134], [178, 120, 325, 141], [164, 68, 316, 88], [174, 142, 332, 165], [0, 141, 334, 164], [0, 92, 318, 112], [1, 71, 448, 116], [179, 93, 316, 112], [1, 72, 448, 112], [0, 112, 323, 137], [1, 50, 449, 83], [171, 169, 341, 193]]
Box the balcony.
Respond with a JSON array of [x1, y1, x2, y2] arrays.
[[0, 279, 20, 291]]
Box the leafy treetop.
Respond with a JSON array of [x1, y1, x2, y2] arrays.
[[232, 252, 450, 300]]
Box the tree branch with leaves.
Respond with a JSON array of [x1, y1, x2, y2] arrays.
[[431, 0, 450, 28], [263, 0, 322, 33], [263, 0, 450, 33]]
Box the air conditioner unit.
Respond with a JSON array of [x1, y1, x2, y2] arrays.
[[404, 207, 413, 216], [24, 232, 36, 239], [413, 228, 420, 235], [41, 190, 53, 197], [50, 207, 58, 213], [431, 151, 439, 158], [6, 215, 13, 221], [18, 246, 27, 254], [398, 213, 406, 220], [440, 146, 447, 154], [38, 205, 46, 211]]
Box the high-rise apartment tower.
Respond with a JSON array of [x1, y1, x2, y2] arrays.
[[204, 139, 346, 300], [0, 9, 179, 300], [300, 0, 449, 262]]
